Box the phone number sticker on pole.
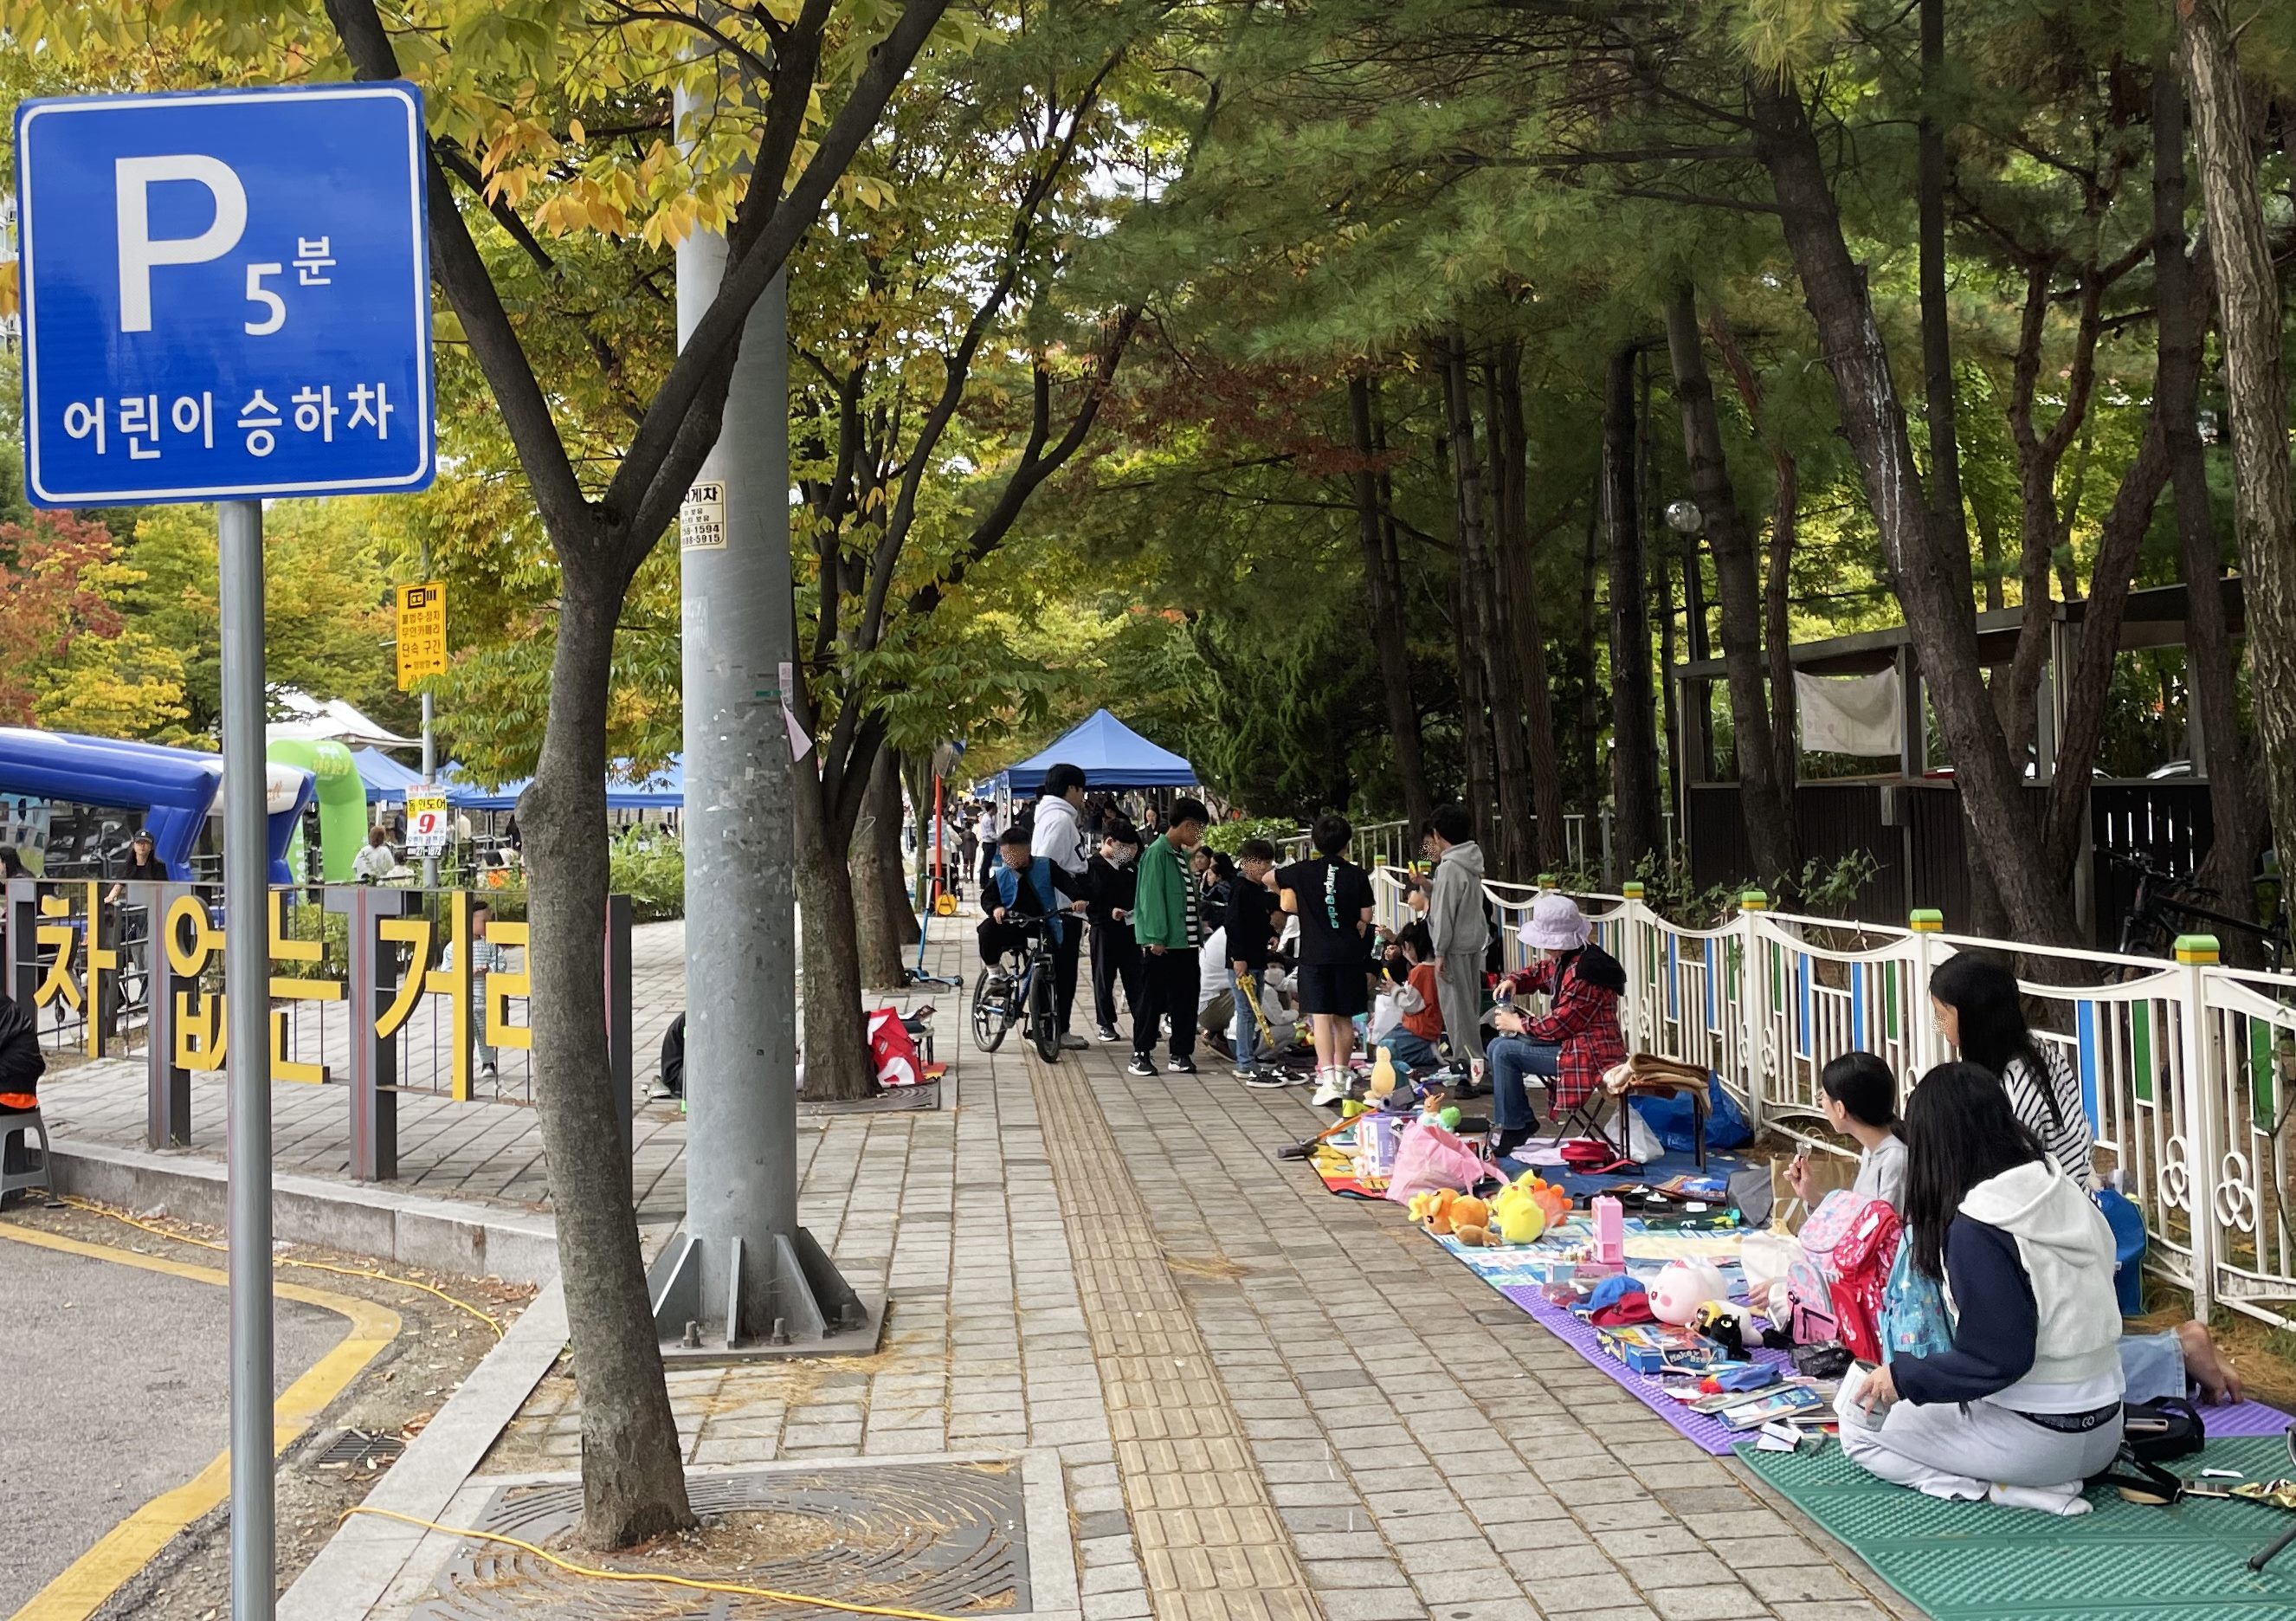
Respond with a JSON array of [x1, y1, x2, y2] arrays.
[[16, 81, 435, 506]]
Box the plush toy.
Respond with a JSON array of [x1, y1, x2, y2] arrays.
[[1436, 1105, 1463, 1132], [1454, 1224, 1493, 1247], [1514, 1173, 1571, 1225], [1368, 1047, 1399, 1102], [1450, 1195, 1490, 1231], [1648, 1259, 1731, 1326], [1493, 1183, 1549, 1244], [1691, 1299, 1767, 1357], [1409, 1188, 1463, 1234]]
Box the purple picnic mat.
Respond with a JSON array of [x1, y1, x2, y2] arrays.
[[1487, 1282, 2293, 1449], [1496, 1283, 1795, 1453]]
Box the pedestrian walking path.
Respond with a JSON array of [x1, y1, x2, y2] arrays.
[[33, 916, 1905, 1619]]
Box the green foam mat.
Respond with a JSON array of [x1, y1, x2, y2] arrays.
[[1738, 1436, 2296, 1619]]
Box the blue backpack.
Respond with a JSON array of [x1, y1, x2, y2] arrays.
[[1880, 1231, 1954, 1363]]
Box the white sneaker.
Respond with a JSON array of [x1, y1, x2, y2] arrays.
[[1310, 1069, 1346, 1108]]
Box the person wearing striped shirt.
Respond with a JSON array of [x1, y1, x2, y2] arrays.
[[1929, 953, 2097, 1192]]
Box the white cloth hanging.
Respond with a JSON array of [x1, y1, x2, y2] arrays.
[[1795, 668, 1904, 758]]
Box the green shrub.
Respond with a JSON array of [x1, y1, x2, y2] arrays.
[[608, 826, 686, 922], [1200, 816, 1300, 857]]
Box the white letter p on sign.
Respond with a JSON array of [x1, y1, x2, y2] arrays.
[[114, 153, 248, 333]]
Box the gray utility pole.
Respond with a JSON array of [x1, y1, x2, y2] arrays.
[[220, 499, 278, 1618], [646, 74, 877, 1356]]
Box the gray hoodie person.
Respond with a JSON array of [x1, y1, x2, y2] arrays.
[[1422, 839, 1489, 1064], [1423, 839, 1488, 959]]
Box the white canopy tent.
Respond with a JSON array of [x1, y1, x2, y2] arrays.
[[265, 689, 420, 750]]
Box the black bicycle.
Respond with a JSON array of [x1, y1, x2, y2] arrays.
[[971, 912, 1061, 1062], [2112, 849, 2291, 974]]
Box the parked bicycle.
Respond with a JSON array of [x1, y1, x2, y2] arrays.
[[971, 911, 1061, 1062], [2112, 849, 2292, 974]]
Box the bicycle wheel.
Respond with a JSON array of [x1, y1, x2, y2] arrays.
[[971, 966, 1011, 1053], [1029, 953, 1061, 1063]]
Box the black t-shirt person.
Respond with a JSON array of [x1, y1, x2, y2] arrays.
[[1275, 856, 1376, 965]]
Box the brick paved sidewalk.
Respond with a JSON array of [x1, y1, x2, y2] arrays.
[[34, 910, 1912, 1619], [472, 965, 1909, 1621]]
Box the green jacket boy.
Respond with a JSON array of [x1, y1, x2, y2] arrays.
[[1131, 798, 1209, 953]]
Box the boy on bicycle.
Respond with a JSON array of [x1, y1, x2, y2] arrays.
[[980, 827, 1087, 966]]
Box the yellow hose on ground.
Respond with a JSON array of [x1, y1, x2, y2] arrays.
[[52, 1194, 504, 1336], [342, 1505, 984, 1621]]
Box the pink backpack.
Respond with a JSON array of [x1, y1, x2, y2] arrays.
[[1783, 1256, 1841, 1346], [1783, 1190, 1877, 1347], [1798, 1190, 1878, 1280]]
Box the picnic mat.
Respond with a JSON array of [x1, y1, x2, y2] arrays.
[[1429, 1224, 2296, 1455], [1740, 1432, 2296, 1619]]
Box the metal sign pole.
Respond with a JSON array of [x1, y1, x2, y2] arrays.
[[219, 498, 276, 1620]]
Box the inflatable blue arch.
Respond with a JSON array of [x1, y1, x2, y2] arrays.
[[0, 727, 312, 884]]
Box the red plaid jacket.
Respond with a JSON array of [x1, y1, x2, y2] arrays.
[[1499, 948, 1627, 1111]]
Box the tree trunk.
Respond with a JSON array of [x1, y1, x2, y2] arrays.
[[1443, 338, 1534, 877], [2180, 0, 2296, 885], [1766, 457, 1800, 805], [1577, 483, 1603, 819], [1349, 375, 1434, 831], [522, 581, 693, 1547], [1453, 565, 1498, 855], [1662, 282, 1796, 882], [1918, 0, 1974, 610], [2153, 62, 2261, 920], [851, 747, 913, 988], [1704, 309, 1802, 803], [1750, 70, 2073, 945], [793, 754, 877, 1101], [1495, 348, 1569, 869], [1605, 343, 1661, 869], [1467, 341, 1537, 881]]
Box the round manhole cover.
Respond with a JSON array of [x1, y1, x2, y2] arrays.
[[417, 1463, 1028, 1619]]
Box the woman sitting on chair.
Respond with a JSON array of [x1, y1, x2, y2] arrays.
[[1485, 894, 1627, 1159]]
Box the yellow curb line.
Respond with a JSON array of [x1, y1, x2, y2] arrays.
[[2, 1223, 401, 1621]]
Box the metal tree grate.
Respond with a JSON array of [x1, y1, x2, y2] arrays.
[[415, 1463, 1029, 1620], [317, 1428, 409, 1469]]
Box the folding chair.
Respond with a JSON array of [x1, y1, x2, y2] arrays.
[[1544, 1054, 1712, 1170]]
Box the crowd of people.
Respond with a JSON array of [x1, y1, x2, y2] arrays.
[[960, 764, 2255, 1520]]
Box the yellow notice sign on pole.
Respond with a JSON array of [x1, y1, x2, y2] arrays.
[[396, 581, 446, 690]]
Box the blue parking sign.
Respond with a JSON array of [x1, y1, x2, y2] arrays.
[[16, 81, 435, 507]]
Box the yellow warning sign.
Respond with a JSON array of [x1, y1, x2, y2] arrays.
[[396, 581, 446, 690]]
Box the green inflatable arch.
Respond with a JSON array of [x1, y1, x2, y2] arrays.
[[268, 738, 364, 882]]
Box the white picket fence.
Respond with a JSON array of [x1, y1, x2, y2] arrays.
[[1371, 869, 2296, 1329]]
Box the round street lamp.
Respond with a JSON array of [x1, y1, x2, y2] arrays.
[[1664, 498, 1704, 535]]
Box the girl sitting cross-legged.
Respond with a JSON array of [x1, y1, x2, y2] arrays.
[[1838, 1062, 2125, 1515]]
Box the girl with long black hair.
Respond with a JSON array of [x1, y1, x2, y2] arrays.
[[1930, 953, 2095, 1189], [1839, 1063, 2125, 1514]]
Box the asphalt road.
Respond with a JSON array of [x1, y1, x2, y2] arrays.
[[0, 1233, 344, 1616]]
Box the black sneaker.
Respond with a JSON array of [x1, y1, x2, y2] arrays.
[[1125, 1055, 1157, 1077], [1096, 1026, 1119, 1043], [1165, 1056, 1197, 1075], [1242, 1069, 1287, 1090]]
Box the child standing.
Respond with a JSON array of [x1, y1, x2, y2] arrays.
[[1128, 798, 1211, 1075], [1225, 838, 1282, 1085], [1276, 813, 1379, 1105], [1087, 823, 1145, 1044]]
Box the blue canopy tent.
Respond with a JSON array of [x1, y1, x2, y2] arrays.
[[990, 711, 1196, 798], [441, 755, 684, 812], [351, 746, 426, 804]]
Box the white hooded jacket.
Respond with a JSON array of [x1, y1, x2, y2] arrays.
[[1955, 1159, 2123, 1411]]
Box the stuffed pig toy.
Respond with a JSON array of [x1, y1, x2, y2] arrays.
[[1648, 1259, 1730, 1326]]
